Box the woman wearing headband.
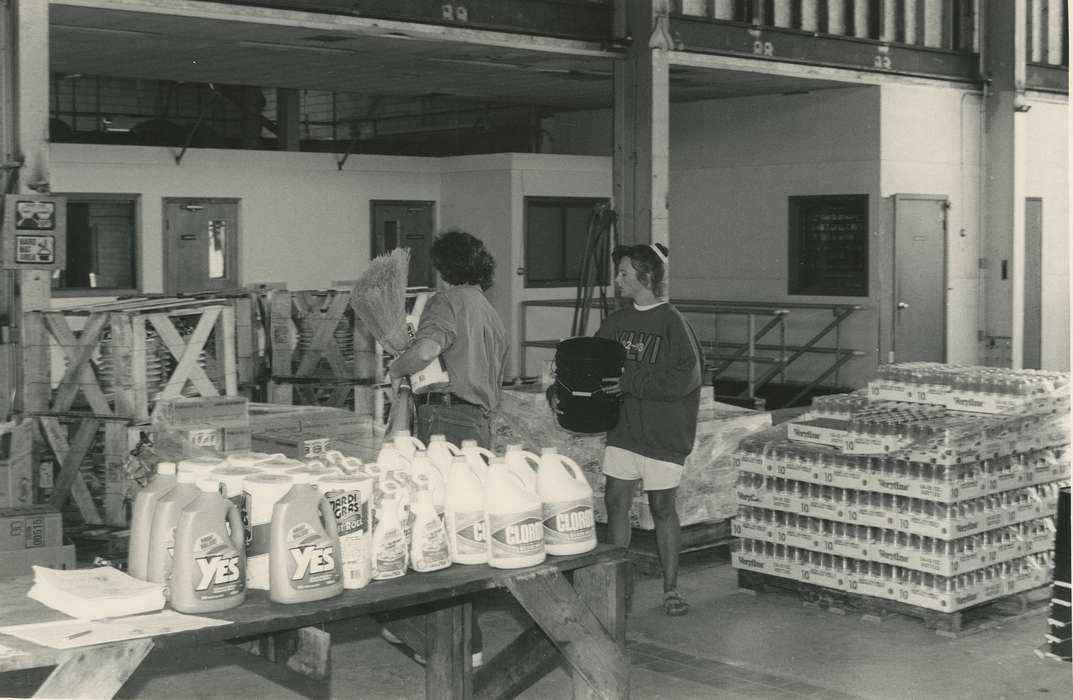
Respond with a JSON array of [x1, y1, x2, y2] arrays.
[[597, 242, 703, 616]]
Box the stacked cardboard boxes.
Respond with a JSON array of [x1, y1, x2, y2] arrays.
[[732, 364, 1070, 613], [248, 403, 382, 463], [151, 396, 251, 457], [0, 420, 33, 509], [0, 506, 75, 578]]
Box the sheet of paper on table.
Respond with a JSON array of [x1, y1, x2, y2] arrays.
[[0, 610, 233, 650], [27, 565, 165, 620]]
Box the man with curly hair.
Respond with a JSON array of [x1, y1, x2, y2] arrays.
[[385, 229, 509, 667]]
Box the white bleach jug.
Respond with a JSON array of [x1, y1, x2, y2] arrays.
[[443, 456, 487, 564], [537, 448, 597, 556], [485, 457, 545, 569]]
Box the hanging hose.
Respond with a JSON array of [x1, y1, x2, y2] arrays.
[[571, 203, 616, 338]]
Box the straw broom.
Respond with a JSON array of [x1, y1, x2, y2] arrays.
[[351, 248, 413, 436]]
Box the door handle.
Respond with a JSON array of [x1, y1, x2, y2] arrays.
[[896, 302, 909, 310], [516, 267, 525, 276]]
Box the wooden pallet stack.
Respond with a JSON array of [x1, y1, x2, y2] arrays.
[[265, 287, 379, 417], [731, 363, 1070, 631], [23, 295, 250, 526]]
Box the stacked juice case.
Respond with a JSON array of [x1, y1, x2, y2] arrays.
[[731, 363, 1070, 613]]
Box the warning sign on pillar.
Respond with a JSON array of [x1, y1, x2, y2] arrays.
[[2, 194, 66, 270]]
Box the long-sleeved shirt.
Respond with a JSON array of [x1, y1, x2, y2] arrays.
[[596, 302, 703, 464], [411, 285, 509, 411]]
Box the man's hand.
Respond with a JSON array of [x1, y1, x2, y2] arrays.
[[601, 376, 622, 397]]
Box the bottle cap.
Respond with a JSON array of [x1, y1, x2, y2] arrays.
[[196, 480, 222, 494], [540, 447, 558, 455]]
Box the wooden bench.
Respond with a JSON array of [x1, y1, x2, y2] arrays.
[[0, 545, 629, 699]]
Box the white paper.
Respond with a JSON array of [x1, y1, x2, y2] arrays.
[[27, 565, 165, 620], [0, 610, 232, 650]]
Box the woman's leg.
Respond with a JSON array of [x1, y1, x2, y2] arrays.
[[646, 487, 681, 594]]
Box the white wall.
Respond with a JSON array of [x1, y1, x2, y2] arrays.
[[51, 145, 442, 293], [1023, 96, 1070, 370]]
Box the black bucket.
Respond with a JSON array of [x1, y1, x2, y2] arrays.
[[553, 336, 625, 434]]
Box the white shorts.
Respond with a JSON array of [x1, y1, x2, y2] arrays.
[[602, 446, 684, 491]]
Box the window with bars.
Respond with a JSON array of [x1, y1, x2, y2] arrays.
[[788, 194, 869, 297], [524, 197, 609, 288]]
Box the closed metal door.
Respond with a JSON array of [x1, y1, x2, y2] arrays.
[[164, 199, 239, 294], [893, 194, 947, 362], [371, 201, 435, 288]]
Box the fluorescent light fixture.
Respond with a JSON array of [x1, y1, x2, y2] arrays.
[[237, 41, 362, 55], [51, 24, 158, 38]]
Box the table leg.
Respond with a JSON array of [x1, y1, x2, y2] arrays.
[[572, 561, 628, 699], [33, 638, 153, 699], [234, 625, 331, 681], [505, 566, 629, 700], [424, 599, 472, 700]]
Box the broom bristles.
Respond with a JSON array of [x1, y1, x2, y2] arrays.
[[352, 248, 411, 354]]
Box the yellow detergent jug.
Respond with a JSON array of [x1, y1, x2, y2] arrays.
[[485, 457, 545, 569], [443, 455, 488, 564], [145, 471, 201, 585], [169, 480, 246, 613], [537, 448, 597, 555], [268, 477, 344, 603], [128, 461, 177, 580]]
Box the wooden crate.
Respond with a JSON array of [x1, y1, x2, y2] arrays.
[[266, 287, 378, 410], [36, 413, 148, 527], [25, 296, 244, 423]]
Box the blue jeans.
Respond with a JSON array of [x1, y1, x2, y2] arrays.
[[414, 403, 492, 449], [413, 401, 491, 655]]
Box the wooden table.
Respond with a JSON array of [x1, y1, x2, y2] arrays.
[[0, 545, 629, 699]]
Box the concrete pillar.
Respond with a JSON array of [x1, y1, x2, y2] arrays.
[[612, 0, 671, 249], [981, 0, 1028, 367]]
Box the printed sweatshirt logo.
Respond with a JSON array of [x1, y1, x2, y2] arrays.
[[615, 331, 662, 364]]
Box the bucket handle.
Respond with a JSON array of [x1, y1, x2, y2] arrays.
[[318, 495, 340, 539]]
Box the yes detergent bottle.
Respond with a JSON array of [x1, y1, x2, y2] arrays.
[[170, 480, 246, 613], [268, 474, 344, 603]]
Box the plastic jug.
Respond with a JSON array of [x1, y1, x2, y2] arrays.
[[503, 444, 541, 493], [268, 480, 344, 603], [391, 429, 426, 462], [128, 461, 178, 580], [443, 456, 488, 564], [426, 434, 461, 477], [409, 476, 451, 573], [484, 457, 545, 569], [410, 450, 446, 515], [537, 448, 597, 555], [169, 480, 246, 613], [459, 439, 494, 480], [145, 471, 202, 585], [371, 480, 408, 580], [377, 444, 410, 475]]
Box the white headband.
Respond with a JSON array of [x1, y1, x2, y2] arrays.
[[650, 243, 668, 264]]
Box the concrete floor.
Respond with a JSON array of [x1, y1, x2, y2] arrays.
[[6, 560, 1070, 699]]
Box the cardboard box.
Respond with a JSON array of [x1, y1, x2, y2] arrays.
[[0, 420, 33, 508], [0, 507, 62, 551], [787, 418, 850, 449], [252, 431, 333, 460], [153, 395, 250, 430], [0, 543, 76, 578]]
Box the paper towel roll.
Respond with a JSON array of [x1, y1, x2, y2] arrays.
[[226, 451, 277, 469], [287, 466, 338, 484], [210, 466, 261, 498], [243, 473, 294, 590], [318, 474, 374, 589], [178, 457, 227, 479], [257, 457, 306, 473]]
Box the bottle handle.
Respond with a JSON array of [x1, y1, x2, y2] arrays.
[[518, 450, 542, 472], [477, 447, 496, 462], [557, 455, 584, 481], [318, 495, 340, 538], [226, 503, 246, 556], [408, 435, 427, 451]]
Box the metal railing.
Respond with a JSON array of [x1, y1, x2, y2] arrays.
[[519, 298, 868, 407]]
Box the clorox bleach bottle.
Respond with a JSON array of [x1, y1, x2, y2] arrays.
[[426, 434, 460, 477], [503, 444, 540, 493], [128, 461, 178, 580], [391, 429, 426, 462], [537, 448, 597, 555], [485, 457, 545, 569], [169, 480, 246, 613], [146, 471, 202, 585], [410, 450, 446, 516], [371, 479, 408, 580], [443, 455, 488, 564], [268, 473, 344, 603], [409, 474, 451, 572], [459, 439, 494, 480]]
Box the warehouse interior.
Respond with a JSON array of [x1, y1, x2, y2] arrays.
[[0, 1, 1069, 699]]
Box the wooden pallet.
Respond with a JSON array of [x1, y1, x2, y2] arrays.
[[737, 569, 1053, 637]]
